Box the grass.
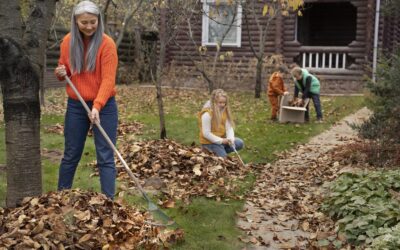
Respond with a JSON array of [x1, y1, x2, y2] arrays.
[[170, 198, 244, 250], [0, 86, 365, 249]]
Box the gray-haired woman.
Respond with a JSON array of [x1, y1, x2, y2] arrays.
[[55, 0, 119, 199]]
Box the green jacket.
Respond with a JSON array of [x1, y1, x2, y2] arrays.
[[295, 69, 320, 95]]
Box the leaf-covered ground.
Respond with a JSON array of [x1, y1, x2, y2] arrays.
[[0, 189, 183, 249], [0, 86, 366, 249], [237, 107, 372, 249]]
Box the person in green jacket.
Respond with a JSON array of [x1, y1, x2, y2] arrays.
[[291, 67, 323, 123]]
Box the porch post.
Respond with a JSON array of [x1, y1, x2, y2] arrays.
[[372, 0, 381, 82]]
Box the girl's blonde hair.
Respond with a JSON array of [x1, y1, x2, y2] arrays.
[[210, 89, 234, 128]]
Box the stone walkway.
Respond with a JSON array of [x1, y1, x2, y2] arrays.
[[237, 107, 372, 249]]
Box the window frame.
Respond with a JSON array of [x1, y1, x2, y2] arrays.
[[201, 0, 242, 47]]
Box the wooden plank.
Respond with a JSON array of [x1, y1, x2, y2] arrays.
[[44, 70, 65, 88], [283, 52, 301, 57], [282, 106, 306, 111], [308, 67, 364, 74], [315, 75, 362, 80]]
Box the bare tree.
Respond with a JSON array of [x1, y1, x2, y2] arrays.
[[243, 0, 303, 98], [0, 0, 57, 207], [173, 0, 241, 93], [149, 0, 200, 139], [102, 0, 144, 48], [154, 1, 168, 139]]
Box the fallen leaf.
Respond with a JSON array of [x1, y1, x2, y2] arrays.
[[162, 199, 175, 208], [193, 164, 202, 176]]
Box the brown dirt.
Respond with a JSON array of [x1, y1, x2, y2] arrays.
[[41, 148, 63, 164]]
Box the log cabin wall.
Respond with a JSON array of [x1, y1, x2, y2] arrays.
[[381, 9, 400, 56], [165, 1, 283, 92], [42, 1, 398, 92], [164, 0, 389, 94]]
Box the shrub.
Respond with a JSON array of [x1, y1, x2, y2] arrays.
[[368, 223, 400, 250], [360, 50, 400, 141], [321, 171, 400, 245], [331, 141, 400, 168], [357, 49, 400, 167]]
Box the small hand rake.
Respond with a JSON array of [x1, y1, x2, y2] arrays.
[[230, 142, 245, 167], [65, 76, 176, 227]]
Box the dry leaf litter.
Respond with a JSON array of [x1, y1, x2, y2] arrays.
[[88, 139, 258, 202], [0, 189, 183, 250], [237, 108, 371, 249]]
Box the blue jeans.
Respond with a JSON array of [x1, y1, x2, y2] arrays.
[[202, 137, 244, 157], [305, 93, 323, 121], [58, 97, 118, 199]]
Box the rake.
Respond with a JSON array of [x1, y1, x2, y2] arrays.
[[65, 76, 176, 227], [230, 142, 245, 167]]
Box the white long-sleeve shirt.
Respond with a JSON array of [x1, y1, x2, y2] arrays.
[[201, 111, 235, 144]]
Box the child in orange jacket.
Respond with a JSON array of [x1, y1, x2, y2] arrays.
[[267, 65, 289, 121]]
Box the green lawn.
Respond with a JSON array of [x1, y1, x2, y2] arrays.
[[0, 86, 365, 249]]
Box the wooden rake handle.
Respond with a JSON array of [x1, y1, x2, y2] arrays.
[[64, 76, 150, 200], [229, 141, 245, 167]]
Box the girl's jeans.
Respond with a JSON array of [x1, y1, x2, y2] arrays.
[[58, 97, 118, 199], [202, 137, 244, 157]]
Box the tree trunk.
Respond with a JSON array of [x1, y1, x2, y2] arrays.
[[155, 4, 167, 139], [134, 27, 145, 81], [255, 57, 263, 98], [204, 72, 214, 94], [0, 0, 56, 207], [102, 0, 113, 36], [0, 38, 42, 207]]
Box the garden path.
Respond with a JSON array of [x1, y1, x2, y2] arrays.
[[237, 107, 372, 249]]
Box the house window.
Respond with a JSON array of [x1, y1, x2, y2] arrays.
[[202, 0, 242, 47]]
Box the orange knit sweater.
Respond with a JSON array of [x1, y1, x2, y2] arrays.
[[56, 33, 118, 111]]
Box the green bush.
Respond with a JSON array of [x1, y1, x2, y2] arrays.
[[359, 50, 400, 142], [356, 50, 400, 167], [368, 224, 400, 250], [321, 170, 400, 245]]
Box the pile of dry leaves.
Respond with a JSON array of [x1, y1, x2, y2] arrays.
[[288, 98, 305, 107], [109, 139, 254, 201], [0, 189, 183, 249]]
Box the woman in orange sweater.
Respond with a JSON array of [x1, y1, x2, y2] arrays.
[[55, 1, 118, 199], [267, 65, 289, 121]]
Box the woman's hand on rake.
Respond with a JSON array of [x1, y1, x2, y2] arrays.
[[89, 108, 100, 125], [55, 65, 67, 78]]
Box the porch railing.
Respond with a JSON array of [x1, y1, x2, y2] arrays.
[[299, 46, 350, 70]]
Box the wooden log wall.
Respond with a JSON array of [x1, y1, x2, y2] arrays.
[[382, 10, 400, 56], [166, 1, 281, 88], [164, 0, 389, 93]]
